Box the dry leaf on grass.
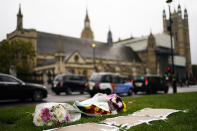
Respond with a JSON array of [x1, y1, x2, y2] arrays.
[[128, 100, 136, 104]]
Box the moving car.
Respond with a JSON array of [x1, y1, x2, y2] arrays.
[[87, 72, 133, 97], [0, 73, 47, 101], [52, 74, 87, 95], [133, 75, 168, 94]]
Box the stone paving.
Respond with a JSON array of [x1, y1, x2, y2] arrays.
[[102, 108, 181, 130], [46, 108, 181, 131], [55, 123, 119, 131]]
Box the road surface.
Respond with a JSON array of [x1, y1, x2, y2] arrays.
[[0, 85, 197, 108]]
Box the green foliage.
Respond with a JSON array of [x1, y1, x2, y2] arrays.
[[0, 40, 35, 73], [1, 92, 197, 131]]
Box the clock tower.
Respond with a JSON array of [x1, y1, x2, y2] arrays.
[[81, 9, 94, 40]]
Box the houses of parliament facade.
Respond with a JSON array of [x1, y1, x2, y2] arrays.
[[4, 4, 192, 79]]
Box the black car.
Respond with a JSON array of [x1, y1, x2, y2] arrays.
[[0, 73, 47, 101], [52, 74, 87, 95], [133, 75, 169, 94]]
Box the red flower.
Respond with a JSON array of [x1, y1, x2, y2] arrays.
[[41, 108, 51, 122]]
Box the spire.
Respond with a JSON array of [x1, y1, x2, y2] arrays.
[[16, 4, 23, 30], [84, 8, 90, 28], [184, 8, 187, 13], [150, 28, 152, 35], [18, 4, 22, 16], [148, 32, 155, 48], [149, 30, 153, 38], [85, 8, 90, 22], [178, 4, 182, 17], [184, 8, 188, 19], [163, 9, 166, 20], [178, 4, 181, 9], [107, 27, 113, 46]]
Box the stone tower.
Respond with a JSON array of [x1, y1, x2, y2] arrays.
[[17, 4, 23, 31], [55, 36, 66, 74], [81, 9, 94, 40], [163, 4, 192, 77], [147, 33, 157, 75]]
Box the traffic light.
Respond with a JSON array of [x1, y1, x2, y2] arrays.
[[166, 67, 172, 81], [168, 67, 171, 72], [164, 73, 168, 77]]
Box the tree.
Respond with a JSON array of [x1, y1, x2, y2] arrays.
[[0, 40, 36, 74]]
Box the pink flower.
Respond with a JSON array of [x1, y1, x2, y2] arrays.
[[41, 108, 51, 121], [106, 94, 116, 101], [65, 112, 70, 122]]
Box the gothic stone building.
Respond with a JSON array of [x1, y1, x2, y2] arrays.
[[116, 4, 192, 80], [163, 5, 192, 78], [6, 6, 144, 78], [5, 5, 192, 79]]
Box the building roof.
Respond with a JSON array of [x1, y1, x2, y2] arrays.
[[36, 31, 141, 62], [37, 59, 56, 67], [116, 33, 174, 52]]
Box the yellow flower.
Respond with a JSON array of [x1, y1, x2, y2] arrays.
[[123, 103, 126, 108], [94, 106, 100, 112], [85, 106, 91, 110], [107, 112, 111, 115], [122, 103, 127, 112], [123, 107, 127, 112]]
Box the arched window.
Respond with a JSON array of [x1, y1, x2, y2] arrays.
[[74, 55, 79, 63]]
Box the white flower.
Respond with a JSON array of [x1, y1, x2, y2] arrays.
[[117, 102, 123, 108], [111, 97, 116, 103], [33, 103, 73, 126], [33, 112, 44, 126], [54, 105, 67, 123], [47, 121, 53, 126]]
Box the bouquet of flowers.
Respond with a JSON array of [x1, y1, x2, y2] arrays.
[[33, 103, 81, 126], [74, 93, 126, 116], [107, 94, 127, 113], [33, 94, 126, 126]]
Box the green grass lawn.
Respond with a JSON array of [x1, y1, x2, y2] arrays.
[[1, 92, 197, 131]]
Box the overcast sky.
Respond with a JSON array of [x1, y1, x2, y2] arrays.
[[0, 0, 197, 64]]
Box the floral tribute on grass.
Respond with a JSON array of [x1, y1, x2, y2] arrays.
[[107, 94, 127, 113], [74, 93, 126, 116], [33, 93, 127, 126], [33, 103, 81, 126]]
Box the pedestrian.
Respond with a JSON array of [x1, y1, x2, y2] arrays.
[[179, 80, 182, 87], [186, 79, 189, 87], [172, 74, 177, 93]]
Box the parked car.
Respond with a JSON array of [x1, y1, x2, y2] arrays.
[[188, 80, 197, 86], [132, 75, 169, 94], [87, 72, 133, 97], [52, 74, 87, 95], [0, 73, 47, 101], [114, 76, 134, 95]]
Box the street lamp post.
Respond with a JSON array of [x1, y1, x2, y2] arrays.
[[91, 43, 96, 72], [166, 0, 177, 93]]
